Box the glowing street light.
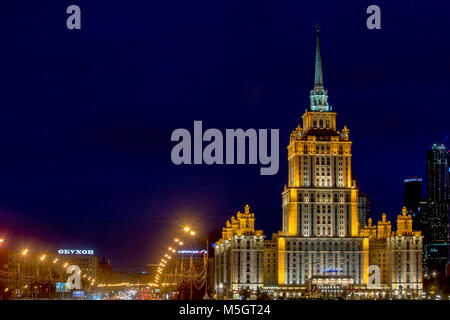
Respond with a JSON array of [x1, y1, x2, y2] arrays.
[[22, 249, 28, 256], [190, 230, 196, 236], [53, 258, 58, 264], [0, 238, 4, 244], [184, 226, 190, 232], [40, 254, 46, 261], [174, 238, 179, 243]]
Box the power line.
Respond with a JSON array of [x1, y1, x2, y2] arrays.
[[2, 214, 224, 230], [1, 209, 279, 230]]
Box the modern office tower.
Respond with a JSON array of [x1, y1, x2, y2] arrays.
[[422, 143, 449, 274], [358, 192, 371, 230], [404, 178, 423, 230], [214, 205, 264, 299]]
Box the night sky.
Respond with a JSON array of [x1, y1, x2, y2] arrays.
[[0, 1, 449, 271]]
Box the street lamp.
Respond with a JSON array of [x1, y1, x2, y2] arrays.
[[183, 227, 210, 299]]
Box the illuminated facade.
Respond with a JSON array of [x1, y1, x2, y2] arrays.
[[214, 205, 264, 298], [361, 208, 423, 290], [278, 26, 368, 290], [213, 26, 424, 299], [422, 143, 449, 274], [263, 234, 278, 288], [57, 250, 99, 281]]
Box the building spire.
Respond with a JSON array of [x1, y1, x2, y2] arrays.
[[309, 24, 330, 112], [314, 24, 323, 89]]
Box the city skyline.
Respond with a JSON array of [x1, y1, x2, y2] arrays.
[[0, 1, 449, 272]]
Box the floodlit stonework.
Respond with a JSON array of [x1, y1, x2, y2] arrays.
[[214, 26, 423, 299]]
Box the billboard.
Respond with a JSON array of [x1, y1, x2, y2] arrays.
[[73, 290, 85, 298]]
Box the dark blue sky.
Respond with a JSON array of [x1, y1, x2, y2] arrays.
[[0, 1, 449, 271]]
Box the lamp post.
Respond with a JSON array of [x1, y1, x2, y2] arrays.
[[16, 249, 28, 299], [184, 227, 210, 300]]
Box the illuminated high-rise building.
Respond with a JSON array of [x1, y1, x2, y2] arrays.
[[422, 143, 449, 274], [213, 26, 424, 299], [278, 25, 369, 289]]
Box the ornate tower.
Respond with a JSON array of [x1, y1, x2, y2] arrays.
[[281, 25, 359, 238]]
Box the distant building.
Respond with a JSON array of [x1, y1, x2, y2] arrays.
[[358, 192, 371, 230], [404, 178, 423, 230], [214, 205, 264, 299], [1, 249, 66, 299], [422, 143, 449, 274], [57, 249, 99, 285], [98, 257, 114, 285], [0, 248, 17, 299], [146, 263, 159, 282]]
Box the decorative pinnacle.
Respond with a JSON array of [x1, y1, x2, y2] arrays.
[[314, 23, 323, 89]]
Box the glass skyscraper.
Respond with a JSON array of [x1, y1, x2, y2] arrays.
[[422, 143, 449, 274]]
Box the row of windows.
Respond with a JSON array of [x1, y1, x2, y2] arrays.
[[298, 193, 351, 203], [286, 241, 362, 251]]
